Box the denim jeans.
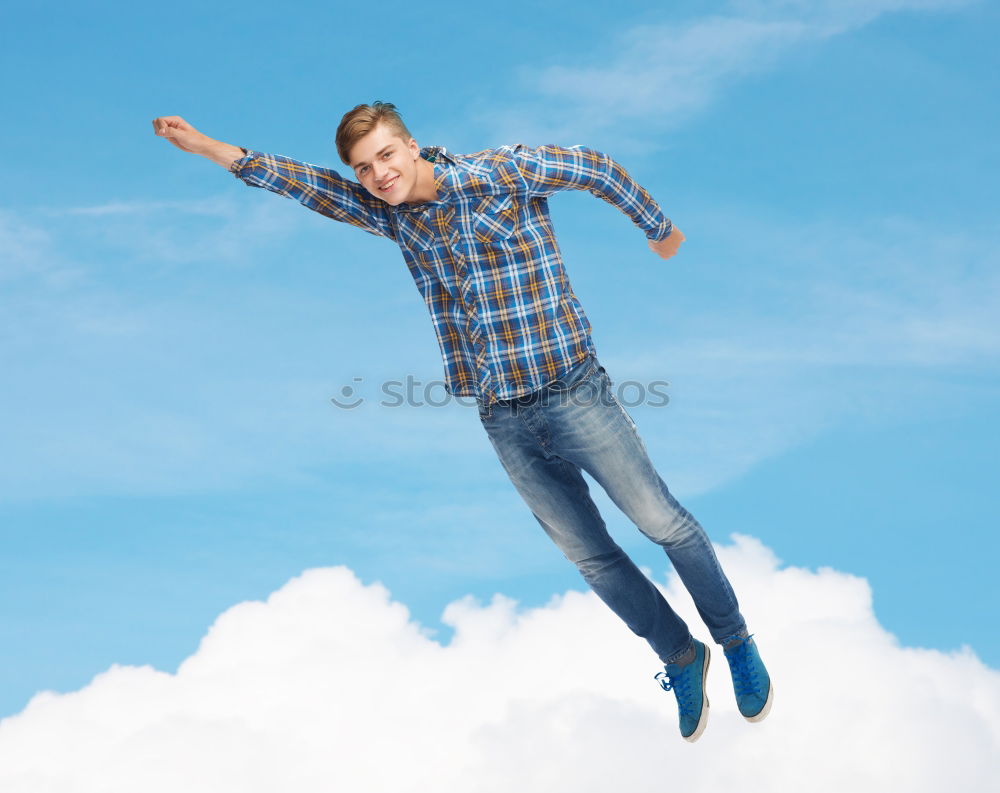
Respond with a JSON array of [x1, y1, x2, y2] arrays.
[[476, 352, 747, 664]]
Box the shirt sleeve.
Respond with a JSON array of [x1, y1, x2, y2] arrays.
[[230, 150, 397, 241], [507, 144, 672, 242]]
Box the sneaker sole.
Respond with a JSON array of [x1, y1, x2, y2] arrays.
[[743, 679, 774, 723], [684, 643, 711, 743]]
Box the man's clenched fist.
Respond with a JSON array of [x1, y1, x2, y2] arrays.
[[648, 227, 686, 260], [151, 116, 209, 154]]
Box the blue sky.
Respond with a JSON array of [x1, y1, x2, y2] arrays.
[[1, 0, 997, 722]]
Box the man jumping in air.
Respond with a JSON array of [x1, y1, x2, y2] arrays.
[[151, 102, 772, 742]]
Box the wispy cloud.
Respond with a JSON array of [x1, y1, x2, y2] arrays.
[[728, 0, 975, 32], [466, 0, 978, 148], [0, 195, 481, 503], [37, 193, 307, 265], [0, 209, 84, 287], [604, 209, 1000, 495], [52, 196, 238, 217]]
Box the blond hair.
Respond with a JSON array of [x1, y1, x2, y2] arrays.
[[335, 101, 413, 166]]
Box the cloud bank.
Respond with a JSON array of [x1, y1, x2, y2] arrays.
[[1, 534, 996, 791]]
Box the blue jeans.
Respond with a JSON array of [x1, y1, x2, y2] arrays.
[[476, 352, 747, 664]]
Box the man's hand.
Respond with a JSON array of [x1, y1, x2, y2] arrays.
[[151, 115, 211, 154], [648, 226, 685, 260], [151, 115, 246, 170]]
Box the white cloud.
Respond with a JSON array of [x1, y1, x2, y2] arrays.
[[0, 534, 996, 791]]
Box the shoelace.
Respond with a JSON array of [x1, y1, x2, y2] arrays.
[[722, 632, 760, 698], [654, 667, 697, 718]]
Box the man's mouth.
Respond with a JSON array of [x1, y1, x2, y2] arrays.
[[379, 176, 399, 192]]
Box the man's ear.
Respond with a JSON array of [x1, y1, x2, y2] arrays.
[[407, 136, 420, 159]]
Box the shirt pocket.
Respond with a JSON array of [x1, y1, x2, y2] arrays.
[[471, 193, 518, 243], [395, 212, 437, 251]]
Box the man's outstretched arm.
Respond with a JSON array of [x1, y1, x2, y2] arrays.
[[151, 116, 397, 241], [508, 143, 685, 260]]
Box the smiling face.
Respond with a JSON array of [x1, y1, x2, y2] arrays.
[[348, 122, 422, 205]]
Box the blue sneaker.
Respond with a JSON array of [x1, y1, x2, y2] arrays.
[[722, 632, 773, 722], [654, 638, 710, 742]]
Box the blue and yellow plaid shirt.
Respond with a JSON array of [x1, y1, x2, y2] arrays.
[[231, 143, 672, 406]]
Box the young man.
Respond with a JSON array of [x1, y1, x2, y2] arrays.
[[151, 102, 772, 741]]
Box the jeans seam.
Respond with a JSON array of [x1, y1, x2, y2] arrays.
[[663, 634, 695, 665]]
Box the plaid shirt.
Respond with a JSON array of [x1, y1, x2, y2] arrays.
[[230, 143, 672, 406]]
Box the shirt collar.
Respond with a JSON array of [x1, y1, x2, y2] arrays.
[[394, 145, 452, 212], [420, 144, 455, 164]]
